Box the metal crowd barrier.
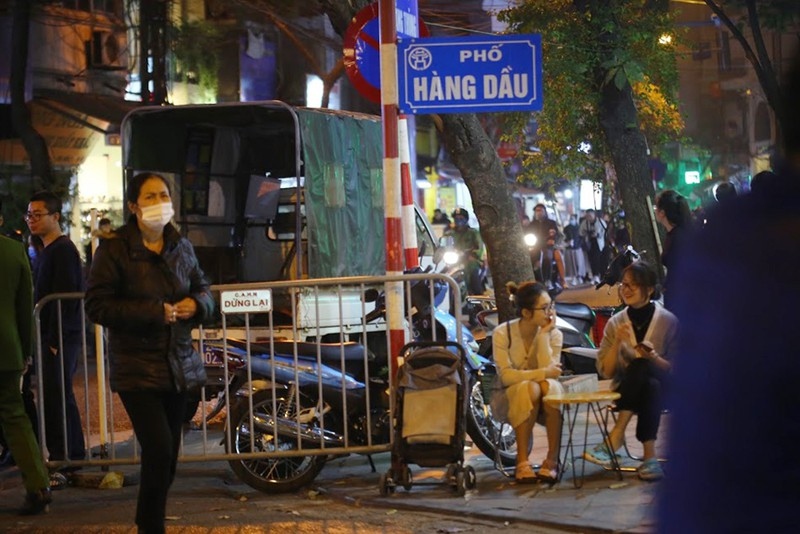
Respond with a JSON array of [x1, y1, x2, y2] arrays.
[[32, 273, 463, 473]]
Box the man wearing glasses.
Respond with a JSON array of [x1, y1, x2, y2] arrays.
[[25, 191, 85, 487]]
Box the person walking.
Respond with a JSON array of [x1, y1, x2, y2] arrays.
[[578, 209, 606, 283], [25, 191, 86, 483], [85, 172, 215, 534], [0, 232, 52, 514], [528, 204, 567, 290]]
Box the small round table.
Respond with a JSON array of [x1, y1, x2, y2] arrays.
[[544, 390, 622, 488]]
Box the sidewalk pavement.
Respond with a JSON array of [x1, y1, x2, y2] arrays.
[[319, 414, 664, 534], [0, 408, 664, 533]]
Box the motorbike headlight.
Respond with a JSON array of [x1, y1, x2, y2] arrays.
[[443, 250, 460, 265], [524, 233, 538, 247]]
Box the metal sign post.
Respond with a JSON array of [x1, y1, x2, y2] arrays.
[[379, 0, 406, 385]]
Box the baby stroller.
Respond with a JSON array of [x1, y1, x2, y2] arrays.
[[379, 341, 476, 496]]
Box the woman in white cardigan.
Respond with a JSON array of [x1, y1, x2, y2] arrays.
[[493, 281, 564, 483], [584, 261, 679, 481]]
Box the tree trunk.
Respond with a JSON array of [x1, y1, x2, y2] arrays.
[[439, 114, 534, 321], [10, 0, 51, 187], [597, 77, 661, 272]]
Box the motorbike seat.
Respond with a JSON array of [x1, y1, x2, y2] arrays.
[[225, 338, 369, 365], [554, 302, 594, 322], [270, 341, 369, 364]]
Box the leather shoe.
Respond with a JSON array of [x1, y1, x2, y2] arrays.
[[18, 487, 52, 515]]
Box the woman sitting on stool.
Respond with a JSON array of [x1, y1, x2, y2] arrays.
[[583, 261, 678, 481], [493, 281, 564, 483]]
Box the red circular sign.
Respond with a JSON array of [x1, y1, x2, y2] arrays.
[[343, 4, 429, 104]]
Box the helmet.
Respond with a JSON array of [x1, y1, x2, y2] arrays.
[[452, 207, 470, 220]]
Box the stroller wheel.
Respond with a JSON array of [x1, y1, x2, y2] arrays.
[[444, 463, 457, 481], [455, 469, 466, 496], [400, 466, 413, 491], [379, 472, 396, 496], [464, 465, 477, 489]]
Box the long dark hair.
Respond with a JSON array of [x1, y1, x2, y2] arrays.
[[656, 189, 693, 229], [506, 280, 548, 317]]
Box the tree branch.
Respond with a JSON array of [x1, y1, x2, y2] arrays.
[[746, 0, 780, 97], [704, 0, 786, 137]]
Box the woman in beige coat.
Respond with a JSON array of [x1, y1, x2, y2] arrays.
[[493, 281, 563, 483]]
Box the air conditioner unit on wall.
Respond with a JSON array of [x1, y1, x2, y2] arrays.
[[87, 30, 125, 70]]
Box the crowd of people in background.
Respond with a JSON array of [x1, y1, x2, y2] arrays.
[[431, 180, 736, 294]]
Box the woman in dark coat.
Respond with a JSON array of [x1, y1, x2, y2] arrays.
[[654, 189, 693, 309], [85, 172, 214, 534]]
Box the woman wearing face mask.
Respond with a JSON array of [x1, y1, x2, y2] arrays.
[[85, 172, 214, 534], [583, 261, 678, 481]]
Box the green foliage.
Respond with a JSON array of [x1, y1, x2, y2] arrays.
[[171, 21, 222, 97], [499, 0, 683, 186]]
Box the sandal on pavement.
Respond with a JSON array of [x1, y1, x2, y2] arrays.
[[515, 462, 537, 483], [537, 460, 559, 484]]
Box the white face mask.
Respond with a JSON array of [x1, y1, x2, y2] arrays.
[[138, 202, 174, 231]]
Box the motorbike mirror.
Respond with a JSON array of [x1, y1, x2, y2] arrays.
[[363, 288, 380, 302], [524, 233, 537, 247]]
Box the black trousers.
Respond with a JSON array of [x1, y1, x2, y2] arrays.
[[42, 343, 85, 461], [615, 359, 666, 443], [587, 239, 604, 277], [119, 389, 187, 534]]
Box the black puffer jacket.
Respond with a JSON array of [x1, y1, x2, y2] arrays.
[[85, 220, 214, 392]]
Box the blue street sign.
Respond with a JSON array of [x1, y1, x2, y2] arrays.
[[396, 0, 419, 39], [397, 34, 543, 114]]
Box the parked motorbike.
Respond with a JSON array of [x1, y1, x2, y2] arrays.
[[203, 337, 391, 493], [202, 271, 518, 493]]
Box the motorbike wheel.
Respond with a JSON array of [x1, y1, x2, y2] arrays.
[[227, 389, 327, 494], [465, 374, 523, 468]]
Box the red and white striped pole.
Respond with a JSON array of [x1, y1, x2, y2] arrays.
[[398, 115, 419, 269], [379, 0, 406, 381]]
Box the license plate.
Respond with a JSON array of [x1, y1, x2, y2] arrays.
[[203, 349, 225, 367]]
